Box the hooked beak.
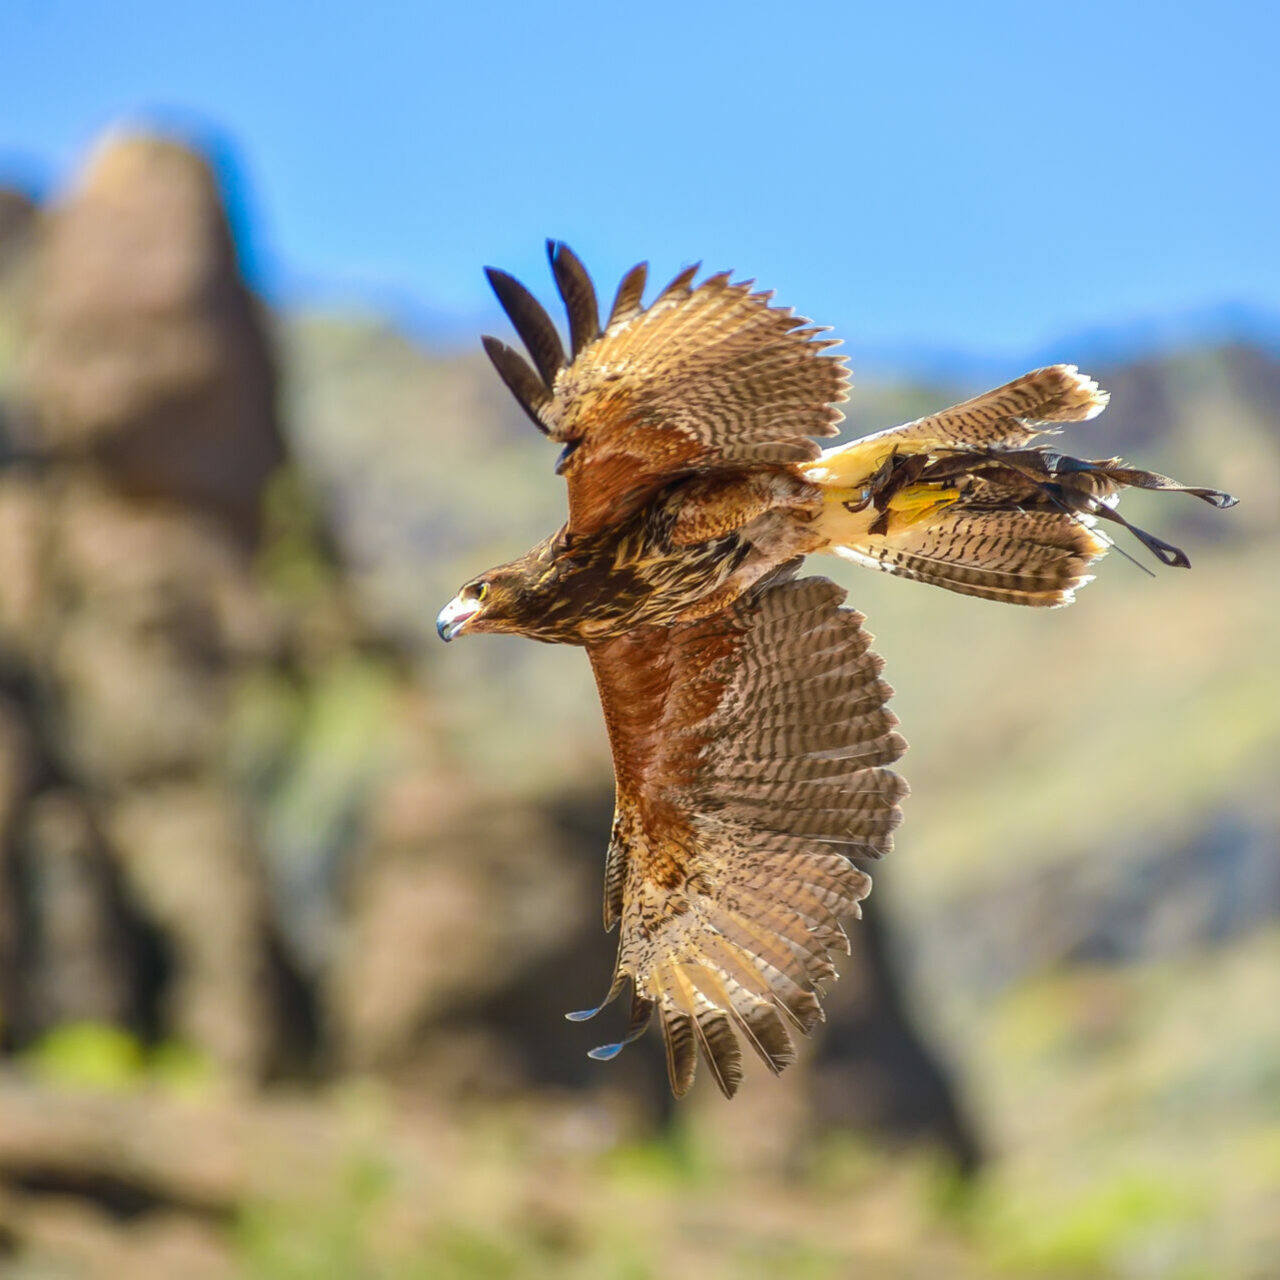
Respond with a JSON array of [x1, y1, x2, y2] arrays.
[[436, 594, 479, 642]]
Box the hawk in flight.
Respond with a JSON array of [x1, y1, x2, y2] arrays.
[[437, 244, 1235, 1098]]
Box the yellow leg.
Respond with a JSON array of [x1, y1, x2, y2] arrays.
[[885, 484, 960, 526]]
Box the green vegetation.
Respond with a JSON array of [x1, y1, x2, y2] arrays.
[[9, 930, 1277, 1277], [24, 1023, 216, 1094], [217, 927, 1280, 1279]]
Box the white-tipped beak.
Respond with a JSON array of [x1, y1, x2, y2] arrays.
[[436, 594, 479, 642]]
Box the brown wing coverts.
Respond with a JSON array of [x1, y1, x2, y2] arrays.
[[482, 242, 849, 534], [583, 569, 907, 1097]]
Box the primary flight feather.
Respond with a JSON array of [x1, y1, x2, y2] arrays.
[[437, 242, 1236, 1098]]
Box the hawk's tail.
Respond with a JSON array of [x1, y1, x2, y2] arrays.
[[802, 367, 1237, 608]]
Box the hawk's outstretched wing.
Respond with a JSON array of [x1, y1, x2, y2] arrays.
[[802, 365, 1112, 494], [483, 242, 848, 535], [574, 566, 907, 1097], [878, 363, 1111, 450]]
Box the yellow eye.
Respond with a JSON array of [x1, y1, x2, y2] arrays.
[[476, 582, 489, 602]]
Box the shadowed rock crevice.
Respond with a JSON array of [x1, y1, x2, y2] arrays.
[[2, 1165, 234, 1227]]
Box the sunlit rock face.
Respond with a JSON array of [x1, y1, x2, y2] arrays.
[[20, 133, 284, 545], [0, 188, 37, 265]]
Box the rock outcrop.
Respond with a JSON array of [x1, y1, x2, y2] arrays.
[[19, 136, 284, 544], [0, 135, 297, 1076]]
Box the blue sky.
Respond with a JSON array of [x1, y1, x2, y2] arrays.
[[1, 1, 1275, 361]]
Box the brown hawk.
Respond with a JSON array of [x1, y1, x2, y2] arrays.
[[436, 243, 1236, 1098]]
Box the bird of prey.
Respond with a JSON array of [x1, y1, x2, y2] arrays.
[[437, 243, 1236, 1098]]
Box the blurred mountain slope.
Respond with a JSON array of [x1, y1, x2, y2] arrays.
[[0, 132, 1276, 1277]]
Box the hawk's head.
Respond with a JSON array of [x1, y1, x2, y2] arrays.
[[436, 539, 561, 642], [436, 566, 523, 641]]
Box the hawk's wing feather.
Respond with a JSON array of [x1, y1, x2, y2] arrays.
[[546, 240, 600, 357], [481, 336, 552, 433], [483, 244, 849, 535], [803, 365, 1112, 500], [885, 363, 1110, 450], [483, 267, 565, 388], [607, 260, 648, 327], [831, 507, 1111, 607], [584, 570, 907, 1097]]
